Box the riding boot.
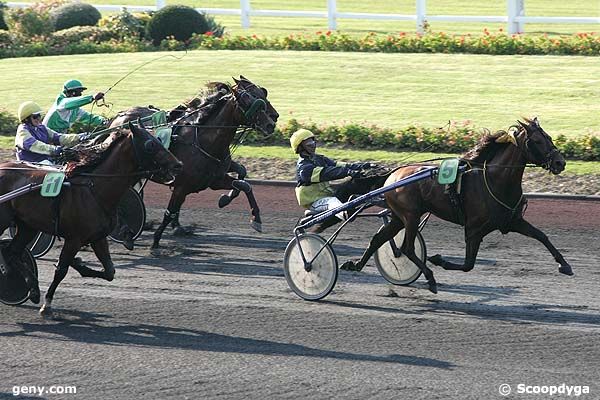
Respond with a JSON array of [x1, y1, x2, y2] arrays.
[[308, 216, 343, 234]]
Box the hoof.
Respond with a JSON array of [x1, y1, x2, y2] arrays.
[[104, 267, 115, 281], [251, 221, 262, 233], [341, 261, 362, 272], [428, 280, 438, 294], [39, 303, 52, 317], [29, 287, 40, 304], [218, 194, 231, 209], [122, 238, 134, 251], [428, 254, 443, 266], [173, 226, 193, 236], [559, 264, 574, 276]]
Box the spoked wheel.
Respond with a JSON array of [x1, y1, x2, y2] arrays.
[[374, 228, 426, 286], [109, 187, 146, 244], [8, 227, 55, 259], [0, 239, 38, 306], [283, 233, 338, 301]]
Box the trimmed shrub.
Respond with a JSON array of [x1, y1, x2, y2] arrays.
[[0, 107, 18, 136], [50, 2, 101, 31], [146, 5, 209, 45]]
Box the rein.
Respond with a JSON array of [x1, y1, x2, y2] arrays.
[[481, 160, 524, 212]]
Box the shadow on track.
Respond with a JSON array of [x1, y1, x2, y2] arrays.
[[0, 308, 454, 370]]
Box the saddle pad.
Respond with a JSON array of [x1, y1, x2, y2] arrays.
[[151, 110, 167, 127], [154, 127, 172, 149]]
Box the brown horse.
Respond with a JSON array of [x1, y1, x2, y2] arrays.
[[0, 122, 182, 315], [341, 118, 572, 294], [110, 76, 279, 249]]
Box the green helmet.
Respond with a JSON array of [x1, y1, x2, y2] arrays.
[[63, 79, 87, 93]]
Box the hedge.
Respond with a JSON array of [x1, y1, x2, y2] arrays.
[[0, 108, 597, 160], [247, 119, 600, 161], [1, 29, 600, 59]]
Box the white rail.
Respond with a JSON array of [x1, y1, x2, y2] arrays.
[[6, 0, 600, 34]]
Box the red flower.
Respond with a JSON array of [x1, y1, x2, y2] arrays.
[[326, 31, 332, 36], [205, 31, 214, 37]]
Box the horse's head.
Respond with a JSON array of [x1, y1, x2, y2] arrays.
[[128, 121, 183, 184], [232, 75, 278, 135], [517, 118, 566, 175]]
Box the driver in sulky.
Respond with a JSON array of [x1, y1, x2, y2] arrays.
[[15, 101, 91, 165], [290, 128, 378, 221]]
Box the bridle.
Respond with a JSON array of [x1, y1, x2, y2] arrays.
[[169, 83, 273, 164], [521, 129, 560, 171], [231, 83, 269, 130]]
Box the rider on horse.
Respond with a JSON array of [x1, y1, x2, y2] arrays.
[[43, 79, 107, 133], [291, 128, 378, 220], [15, 101, 90, 164]]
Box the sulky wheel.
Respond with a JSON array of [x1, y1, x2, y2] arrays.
[[109, 187, 146, 244], [0, 239, 38, 306], [8, 227, 55, 259], [283, 233, 338, 301], [374, 228, 426, 286]]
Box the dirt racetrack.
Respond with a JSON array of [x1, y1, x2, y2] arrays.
[[1, 182, 599, 399]]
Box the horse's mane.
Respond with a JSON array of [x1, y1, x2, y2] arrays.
[[64, 130, 128, 176], [462, 126, 522, 163], [172, 82, 232, 125]]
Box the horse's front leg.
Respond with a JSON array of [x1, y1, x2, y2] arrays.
[[211, 174, 262, 233], [40, 238, 81, 316], [509, 218, 573, 276], [428, 237, 482, 272], [154, 187, 189, 249], [216, 162, 247, 208], [69, 237, 115, 281]]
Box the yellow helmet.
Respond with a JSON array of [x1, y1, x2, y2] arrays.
[[17, 101, 43, 122], [289, 129, 315, 153]]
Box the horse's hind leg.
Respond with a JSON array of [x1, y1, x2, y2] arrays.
[[509, 218, 573, 276], [40, 239, 81, 316], [6, 223, 40, 303], [399, 219, 438, 294], [341, 216, 403, 272]]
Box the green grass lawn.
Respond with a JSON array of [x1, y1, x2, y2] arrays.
[[1, 50, 598, 138], [86, 0, 600, 36]]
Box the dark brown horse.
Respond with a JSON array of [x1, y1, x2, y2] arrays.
[[341, 118, 572, 294], [0, 122, 182, 315], [110, 76, 279, 248]]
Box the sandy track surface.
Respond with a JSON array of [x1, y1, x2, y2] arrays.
[[0, 184, 599, 399]]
